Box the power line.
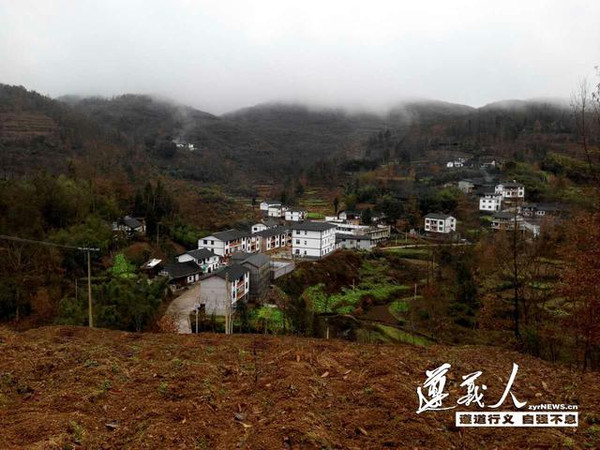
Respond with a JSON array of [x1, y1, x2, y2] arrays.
[[0, 234, 100, 327], [0, 234, 100, 252]]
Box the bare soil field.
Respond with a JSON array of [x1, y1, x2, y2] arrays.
[[0, 326, 598, 449]]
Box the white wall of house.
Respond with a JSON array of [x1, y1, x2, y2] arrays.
[[198, 272, 249, 316], [337, 236, 374, 251], [479, 194, 503, 212], [285, 210, 306, 221], [260, 233, 288, 251], [198, 237, 251, 257], [458, 180, 475, 193], [495, 184, 525, 199], [267, 205, 287, 217], [252, 223, 267, 233], [197, 236, 227, 256], [292, 227, 336, 257], [176, 254, 220, 273], [424, 216, 456, 233]]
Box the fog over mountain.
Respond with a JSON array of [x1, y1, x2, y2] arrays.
[[1, 0, 598, 114]]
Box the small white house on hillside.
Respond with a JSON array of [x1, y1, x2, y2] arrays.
[[424, 214, 456, 234], [176, 248, 220, 273], [495, 181, 525, 200], [479, 192, 503, 212], [285, 208, 307, 222]]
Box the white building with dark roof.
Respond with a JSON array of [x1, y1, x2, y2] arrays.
[[198, 229, 252, 257], [176, 248, 220, 273], [198, 264, 250, 315], [291, 222, 337, 258], [159, 261, 203, 288], [335, 233, 374, 251], [495, 181, 525, 200], [424, 213, 456, 234], [284, 208, 307, 222], [254, 226, 290, 252]]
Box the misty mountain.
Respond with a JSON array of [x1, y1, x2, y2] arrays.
[[0, 83, 576, 185]]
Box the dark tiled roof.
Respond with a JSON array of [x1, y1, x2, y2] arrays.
[[214, 264, 249, 281], [493, 211, 521, 220], [121, 215, 142, 229], [536, 203, 561, 211], [212, 229, 250, 242], [240, 253, 270, 268], [184, 248, 216, 260], [255, 226, 289, 237], [230, 252, 253, 261], [262, 218, 280, 228], [425, 213, 454, 220], [291, 221, 337, 232], [498, 181, 524, 188], [162, 261, 201, 279], [476, 186, 499, 196], [335, 233, 371, 242]]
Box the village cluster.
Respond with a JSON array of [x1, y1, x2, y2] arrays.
[[114, 201, 392, 318], [113, 163, 564, 321]]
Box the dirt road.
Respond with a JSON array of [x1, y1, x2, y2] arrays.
[[165, 284, 201, 333]]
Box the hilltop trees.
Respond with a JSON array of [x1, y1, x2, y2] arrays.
[[560, 211, 600, 370]]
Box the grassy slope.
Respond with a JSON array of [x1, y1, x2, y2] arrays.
[[0, 326, 598, 449]]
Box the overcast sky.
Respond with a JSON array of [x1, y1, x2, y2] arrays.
[[0, 0, 599, 114]]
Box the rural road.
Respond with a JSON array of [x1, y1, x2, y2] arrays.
[[383, 242, 473, 249], [165, 285, 201, 334]]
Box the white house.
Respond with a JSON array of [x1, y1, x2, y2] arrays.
[[198, 229, 253, 257], [479, 192, 503, 212], [424, 213, 456, 234], [267, 204, 287, 218], [254, 226, 290, 252], [491, 211, 525, 231], [198, 265, 250, 316], [291, 222, 337, 258], [338, 210, 361, 222], [446, 157, 465, 168], [520, 203, 561, 217], [159, 262, 203, 289], [251, 223, 267, 233], [113, 215, 145, 235], [284, 208, 307, 222], [335, 233, 375, 251], [495, 181, 525, 200], [176, 248, 220, 273], [260, 200, 280, 212]]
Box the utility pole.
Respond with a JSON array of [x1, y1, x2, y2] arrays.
[[87, 250, 93, 328], [225, 273, 231, 335], [0, 235, 99, 328], [512, 209, 520, 339]]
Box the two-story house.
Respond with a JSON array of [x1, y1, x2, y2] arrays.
[[255, 226, 290, 252], [291, 222, 337, 258], [478, 191, 503, 212], [198, 264, 250, 316], [230, 252, 271, 301], [284, 208, 307, 222], [491, 211, 525, 231], [198, 230, 252, 257], [424, 214, 456, 234], [495, 181, 525, 201]]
